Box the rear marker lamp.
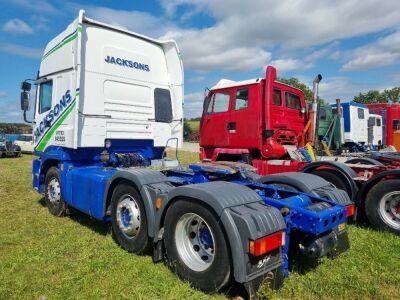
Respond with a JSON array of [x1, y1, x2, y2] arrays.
[[249, 231, 285, 257], [346, 204, 355, 217]]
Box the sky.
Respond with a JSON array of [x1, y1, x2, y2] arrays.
[[0, 0, 400, 122]]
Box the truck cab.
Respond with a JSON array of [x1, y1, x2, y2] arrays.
[[200, 66, 306, 161]]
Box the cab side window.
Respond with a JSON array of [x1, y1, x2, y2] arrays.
[[357, 108, 365, 119], [273, 89, 282, 106], [39, 81, 53, 114], [285, 92, 301, 110], [393, 120, 400, 130], [234, 89, 248, 110], [207, 92, 230, 113]]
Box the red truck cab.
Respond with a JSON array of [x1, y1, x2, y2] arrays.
[[367, 103, 400, 148], [200, 66, 307, 162]]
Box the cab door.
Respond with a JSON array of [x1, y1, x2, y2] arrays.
[[200, 89, 232, 147], [228, 85, 260, 148]]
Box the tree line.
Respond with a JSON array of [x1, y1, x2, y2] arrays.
[[353, 88, 400, 104]]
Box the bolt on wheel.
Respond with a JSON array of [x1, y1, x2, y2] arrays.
[[379, 191, 400, 230], [116, 195, 141, 238], [47, 178, 61, 204], [175, 213, 215, 272]]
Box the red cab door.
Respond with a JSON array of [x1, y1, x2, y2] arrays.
[[228, 84, 261, 148], [200, 89, 232, 147]]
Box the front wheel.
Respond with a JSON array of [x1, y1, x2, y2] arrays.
[[45, 167, 67, 217], [164, 200, 231, 293], [365, 179, 400, 235], [110, 183, 151, 253]]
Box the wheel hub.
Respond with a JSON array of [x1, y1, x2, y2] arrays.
[[47, 178, 61, 204], [116, 196, 141, 238], [380, 191, 400, 229], [175, 213, 215, 272]]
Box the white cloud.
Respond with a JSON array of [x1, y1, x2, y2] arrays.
[[270, 43, 338, 73], [183, 47, 271, 72], [270, 58, 313, 73], [342, 31, 400, 71], [2, 19, 33, 35], [31, 15, 50, 31], [188, 75, 205, 83], [6, 0, 58, 14], [159, 1, 400, 73], [0, 43, 43, 59], [184, 92, 204, 118], [317, 77, 392, 102], [161, 0, 400, 48], [81, 6, 176, 38], [0, 91, 7, 98]]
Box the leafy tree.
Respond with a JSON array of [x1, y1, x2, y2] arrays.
[[353, 87, 400, 104], [382, 87, 400, 103], [277, 77, 325, 104]]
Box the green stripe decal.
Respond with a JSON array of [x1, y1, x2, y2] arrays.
[[42, 25, 82, 61], [36, 101, 76, 152]]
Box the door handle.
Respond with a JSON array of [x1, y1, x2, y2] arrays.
[[227, 122, 236, 131]]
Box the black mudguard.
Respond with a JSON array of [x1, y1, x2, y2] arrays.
[[258, 172, 353, 206], [301, 161, 359, 202]]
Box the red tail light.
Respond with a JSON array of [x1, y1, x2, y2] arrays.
[[346, 204, 355, 217], [249, 231, 285, 257]]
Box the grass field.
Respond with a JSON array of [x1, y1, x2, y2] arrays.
[[186, 120, 200, 132], [1, 153, 399, 299]]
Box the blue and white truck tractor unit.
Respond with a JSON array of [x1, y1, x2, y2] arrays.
[[331, 101, 383, 151], [20, 10, 350, 298]]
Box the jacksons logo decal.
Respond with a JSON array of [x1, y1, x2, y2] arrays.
[[34, 90, 73, 141], [104, 55, 150, 72]]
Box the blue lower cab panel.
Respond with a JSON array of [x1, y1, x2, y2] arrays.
[[64, 167, 117, 220], [32, 159, 41, 191]]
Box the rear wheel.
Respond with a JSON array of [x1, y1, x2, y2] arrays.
[[45, 167, 67, 217], [365, 179, 400, 234], [110, 183, 151, 253], [164, 200, 231, 293], [311, 170, 348, 193]]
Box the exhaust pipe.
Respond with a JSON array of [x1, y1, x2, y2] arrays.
[[312, 74, 322, 148]]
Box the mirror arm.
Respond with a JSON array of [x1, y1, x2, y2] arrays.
[[23, 110, 33, 124]]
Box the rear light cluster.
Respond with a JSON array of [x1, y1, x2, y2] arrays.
[[346, 204, 355, 217], [249, 231, 285, 257]]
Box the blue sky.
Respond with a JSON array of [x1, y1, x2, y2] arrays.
[[0, 0, 400, 122]]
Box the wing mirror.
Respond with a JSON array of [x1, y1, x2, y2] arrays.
[[20, 81, 32, 111], [20, 91, 30, 111], [21, 81, 32, 92]]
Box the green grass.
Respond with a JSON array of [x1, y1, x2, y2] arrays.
[[1, 154, 399, 299], [186, 120, 200, 132]]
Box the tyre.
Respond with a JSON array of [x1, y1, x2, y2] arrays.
[[45, 167, 68, 217], [365, 179, 400, 234], [311, 170, 348, 192], [110, 182, 151, 254], [164, 200, 231, 293]]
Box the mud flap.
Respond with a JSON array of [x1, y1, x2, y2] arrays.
[[329, 229, 350, 258], [244, 265, 284, 299]]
